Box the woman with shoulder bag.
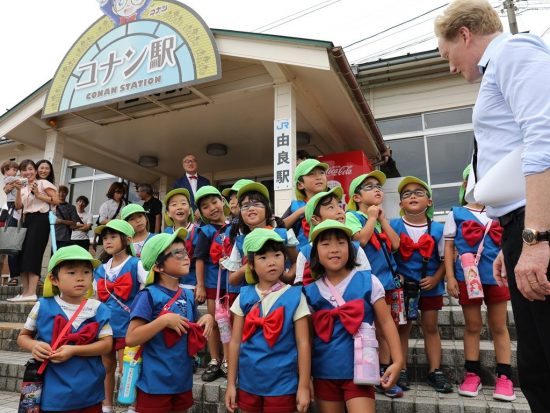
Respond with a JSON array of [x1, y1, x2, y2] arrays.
[[9, 159, 59, 302]]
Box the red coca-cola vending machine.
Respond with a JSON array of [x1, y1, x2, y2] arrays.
[[319, 150, 374, 206]]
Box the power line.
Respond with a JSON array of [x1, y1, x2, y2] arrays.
[[344, 3, 449, 49], [354, 31, 436, 63], [252, 0, 341, 33]]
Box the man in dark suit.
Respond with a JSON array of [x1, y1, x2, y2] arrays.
[[173, 154, 210, 208]]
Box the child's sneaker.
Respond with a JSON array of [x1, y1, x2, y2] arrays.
[[427, 369, 453, 393], [220, 360, 228, 378], [397, 369, 410, 391], [201, 359, 222, 382], [458, 372, 482, 397], [375, 383, 404, 398], [493, 375, 516, 401]]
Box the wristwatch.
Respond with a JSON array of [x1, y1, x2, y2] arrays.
[[522, 228, 550, 245]]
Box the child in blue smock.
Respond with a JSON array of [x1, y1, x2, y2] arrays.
[[303, 220, 402, 413], [282, 158, 329, 248], [18, 246, 112, 413], [163, 189, 199, 291], [390, 176, 452, 393], [126, 229, 213, 413], [225, 228, 311, 413], [122, 204, 155, 258], [444, 166, 514, 401], [93, 219, 148, 412]]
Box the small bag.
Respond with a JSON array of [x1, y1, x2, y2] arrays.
[[324, 279, 380, 385], [0, 208, 26, 255], [460, 221, 492, 299]]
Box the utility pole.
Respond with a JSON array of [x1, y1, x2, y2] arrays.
[[502, 0, 519, 34]]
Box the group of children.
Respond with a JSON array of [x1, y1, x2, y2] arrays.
[[15, 159, 515, 413]]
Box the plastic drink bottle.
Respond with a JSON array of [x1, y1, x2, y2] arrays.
[[353, 323, 380, 385], [118, 346, 142, 405]]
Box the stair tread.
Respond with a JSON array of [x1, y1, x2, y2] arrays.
[[0, 322, 24, 330], [0, 350, 30, 365]]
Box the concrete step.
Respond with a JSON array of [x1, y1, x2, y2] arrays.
[[0, 301, 35, 323], [0, 285, 43, 300], [407, 339, 518, 386], [410, 304, 517, 341], [0, 322, 25, 352]]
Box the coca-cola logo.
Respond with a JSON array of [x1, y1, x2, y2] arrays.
[[326, 165, 353, 176]]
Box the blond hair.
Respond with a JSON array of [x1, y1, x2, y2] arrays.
[[434, 0, 503, 40]]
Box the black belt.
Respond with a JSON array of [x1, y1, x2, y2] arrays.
[[499, 206, 525, 227]]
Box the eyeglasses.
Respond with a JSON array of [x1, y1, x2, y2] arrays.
[[183, 159, 197, 164], [401, 190, 428, 199], [358, 184, 383, 192], [240, 202, 266, 212], [160, 248, 188, 261]]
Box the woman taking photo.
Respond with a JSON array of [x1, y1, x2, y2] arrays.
[[9, 159, 58, 302]]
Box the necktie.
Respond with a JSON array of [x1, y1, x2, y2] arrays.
[[188, 175, 197, 180]]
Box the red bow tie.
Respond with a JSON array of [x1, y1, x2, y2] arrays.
[[399, 233, 435, 261], [242, 306, 285, 347], [210, 242, 223, 265], [370, 231, 391, 251], [301, 218, 310, 239], [188, 175, 198, 180], [96, 272, 133, 303], [311, 299, 364, 343], [462, 220, 502, 247], [162, 321, 206, 356], [52, 315, 99, 346]]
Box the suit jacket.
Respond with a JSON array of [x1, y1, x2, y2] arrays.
[[172, 174, 211, 207]]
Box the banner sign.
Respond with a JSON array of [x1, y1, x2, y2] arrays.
[[43, 0, 221, 118], [274, 119, 293, 191]]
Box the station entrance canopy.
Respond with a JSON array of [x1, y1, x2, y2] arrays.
[[0, 0, 385, 211]]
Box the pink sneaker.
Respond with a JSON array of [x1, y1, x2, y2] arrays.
[[493, 375, 516, 402], [458, 372, 482, 397]]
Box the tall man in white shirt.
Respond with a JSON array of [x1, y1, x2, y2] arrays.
[[435, 1, 550, 411]]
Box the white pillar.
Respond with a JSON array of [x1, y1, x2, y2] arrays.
[[273, 83, 296, 217], [157, 175, 169, 200], [44, 129, 65, 184]]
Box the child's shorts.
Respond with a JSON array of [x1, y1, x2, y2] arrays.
[[238, 389, 296, 413], [313, 378, 375, 402], [458, 281, 510, 306], [41, 402, 101, 413], [136, 389, 193, 413], [206, 288, 225, 300], [112, 338, 126, 351], [418, 295, 443, 311]]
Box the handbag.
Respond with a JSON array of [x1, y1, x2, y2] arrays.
[[0, 207, 27, 255]]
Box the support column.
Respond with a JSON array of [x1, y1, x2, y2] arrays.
[[157, 175, 169, 200], [44, 129, 65, 184], [273, 83, 297, 217]]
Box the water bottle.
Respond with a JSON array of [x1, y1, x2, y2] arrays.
[[353, 323, 380, 385], [403, 281, 420, 321], [460, 253, 484, 299], [216, 307, 232, 344], [389, 288, 407, 325], [117, 346, 142, 405], [18, 359, 43, 413]]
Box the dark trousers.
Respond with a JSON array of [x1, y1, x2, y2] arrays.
[[71, 239, 91, 251], [501, 209, 550, 413], [6, 211, 20, 279]]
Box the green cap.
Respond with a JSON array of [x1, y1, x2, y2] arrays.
[[397, 176, 434, 219], [194, 185, 230, 223], [221, 179, 254, 197], [309, 219, 353, 244], [304, 186, 344, 226], [237, 182, 270, 202], [459, 164, 471, 206], [121, 204, 147, 221], [95, 219, 135, 237], [346, 170, 387, 211], [44, 245, 100, 298], [140, 228, 188, 285], [243, 228, 285, 284], [163, 188, 193, 227], [294, 159, 329, 201]]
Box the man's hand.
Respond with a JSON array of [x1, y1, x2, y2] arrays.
[[515, 243, 550, 301]]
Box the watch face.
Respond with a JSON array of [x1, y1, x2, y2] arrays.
[[523, 230, 537, 244]]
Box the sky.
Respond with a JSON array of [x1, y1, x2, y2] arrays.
[[0, 0, 549, 115]]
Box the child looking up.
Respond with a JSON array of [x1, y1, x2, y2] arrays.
[[193, 186, 230, 382], [304, 220, 403, 413], [282, 159, 329, 248], [390, 176, 452, 393], [126, 230, 213, 413], [93, 220, 148, 412], [225, 228, 311, 413], [222, 179, 254, 225], [18, 246, 113, 412], [444, 166, 514, 401], [122, 204, 154, 257]]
